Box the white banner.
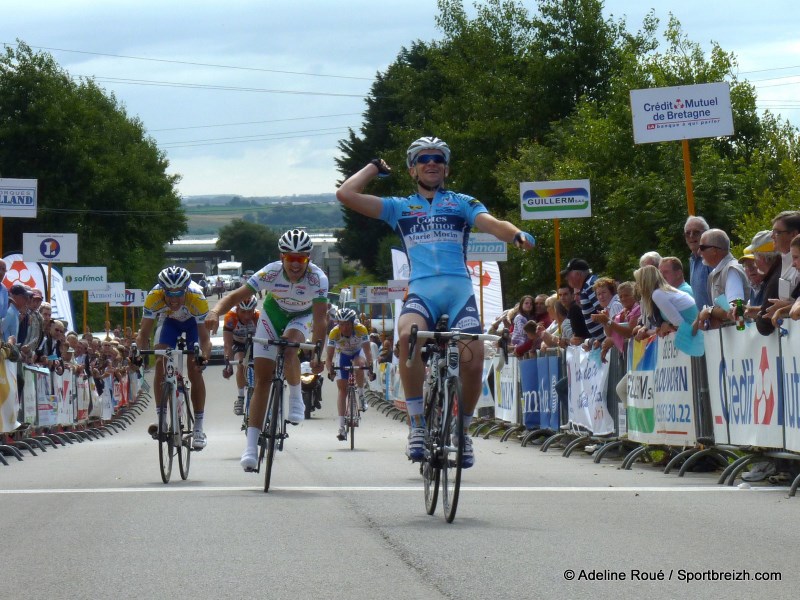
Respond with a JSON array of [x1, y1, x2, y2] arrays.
[[520, 179, 591, 220], [109, 288, 146, 307], [467, 260, 503, 332], [48, 268, 75, 333], [387, 279, 408, 300], [88, 282, 126, 303], [494, 356, 518, 423], [2, 253, 46, 294], [23, 232, 78, 263], [781, 320, 800, 452], [467, 233, 507, 262], [707, 325, 783, 449], [0, 355, 19, 433], [0, 178, 37, 218], [630, 82, 734, 144], [62, 266, 107, 291], [565, 346, 613, 435]]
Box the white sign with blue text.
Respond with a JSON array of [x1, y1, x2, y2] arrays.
[[0, 178, 38, 218], [22, 232, 78, 263]]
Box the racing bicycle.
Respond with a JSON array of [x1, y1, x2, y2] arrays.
[[330, 364, 375, 450], [407, 315, 507, 522]]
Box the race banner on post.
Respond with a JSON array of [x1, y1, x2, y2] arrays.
[[88, 282, 126, 303], [62, 266, 108, 291], [22, 232, 78, 263], [110, 289, 145, 307], [565, 345, 613, 434], [520, 179, 592, 220], [0, 178, 37, 218]]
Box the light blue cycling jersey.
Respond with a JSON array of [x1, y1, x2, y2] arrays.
[[380, 190, 488, 283]]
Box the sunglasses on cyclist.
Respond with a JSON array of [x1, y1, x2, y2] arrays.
[[164, 288, 186, 297], [414, 154, 447, 166], [283, 253, 310, 264]]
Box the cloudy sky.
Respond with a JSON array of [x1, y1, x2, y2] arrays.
[[4, 1, 799, 198]]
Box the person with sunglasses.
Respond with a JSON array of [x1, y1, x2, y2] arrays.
[[693, 228, 750, 330], [205, 229, 329, 472], [336, 136, 536, 468], [137, 266, 212, 450], [221, 295, 260, 415]]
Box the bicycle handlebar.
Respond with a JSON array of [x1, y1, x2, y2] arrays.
[[130, 343, 206, 365], [406, 325, 502, 368]]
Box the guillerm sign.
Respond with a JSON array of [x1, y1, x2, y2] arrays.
[[62, 267, 108, 291], [519, 179, 591, 220], [630, 82, 734, 144]]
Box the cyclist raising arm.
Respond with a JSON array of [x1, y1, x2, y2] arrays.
[[205, 229, 328, 472], [136, 266, 212, 449], [336, 136, 535, 468], [222, 295, 260, 416], [326, 307, 374, 441]]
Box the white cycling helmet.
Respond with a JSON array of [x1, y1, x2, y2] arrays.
[[406, 136, 451, 168], [238, 296, 258, 311], [158, 266, 191, 290], [278, 229, 313, 253], [337, 307, 358, 322]]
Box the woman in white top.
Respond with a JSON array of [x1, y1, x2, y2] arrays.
[[634, 265, 703, 356]]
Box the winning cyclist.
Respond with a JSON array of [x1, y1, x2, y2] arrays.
[[336, 136, 535, 468], [326, 307, 375, 441], [136, 266, 212, 450], [205, 229, 329, 472], [222, 295, 260, 415]]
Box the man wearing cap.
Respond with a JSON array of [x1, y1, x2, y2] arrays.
[[2, 284, 31, 343], [562, 258, 604, 341], [741, 231, 773, 312], [694, 229, 750, 328], [750, 231, 784, 335]]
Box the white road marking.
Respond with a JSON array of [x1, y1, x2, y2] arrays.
[[0, 485, 789, 495]]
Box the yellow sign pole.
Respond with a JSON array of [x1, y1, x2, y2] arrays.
[[682, 139, 696, 216], [83, 290, 88, 333], [47, 262, 52, 303], [479, 261, 485, 331], [554, 218, 561, 288]]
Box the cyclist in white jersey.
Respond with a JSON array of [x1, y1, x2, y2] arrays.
[[336, 136, 535, 468], [206, 229, 329, 471]]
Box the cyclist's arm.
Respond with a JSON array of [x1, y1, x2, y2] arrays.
[[474, 213, 535, 249], [336, 163, 385, 219], [197, 322, 212, 359], [361, 341, 373, 365], [206, 284, 255, 333], [222, 329, 234, 361], [136, 318, 154, 349], [325, 345, 335, 372]]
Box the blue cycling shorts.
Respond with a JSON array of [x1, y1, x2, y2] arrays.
[[399, 275, 482, 334], [158, 317, 199, 348]]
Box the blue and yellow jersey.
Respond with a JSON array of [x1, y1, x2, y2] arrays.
[[327, 323, 370, 356], [142, 281, 209, 323]]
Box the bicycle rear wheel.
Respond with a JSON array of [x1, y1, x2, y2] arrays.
[[178, 390, 193, 480], [348, 386, 357, 451], [441, 377, 464, 523], [264, 383, 281, 493], [158, 383, 174, 484], [423, 382, 441, 515]]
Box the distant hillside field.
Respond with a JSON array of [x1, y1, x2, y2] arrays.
[[184, 195, 344, 234]]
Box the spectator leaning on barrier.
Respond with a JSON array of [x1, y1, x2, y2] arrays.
[[694, 228, 750, 329], [658, 256, 693, 297], [751, 231, 782, 336], [510, 294, 535, 350], [539, 293, 572, 351], [762, 211, 800, 321], [562, 258, 604, 342], [3, 284, 30, 343], [559, 283, 590, 345], [769, 234, 800, 325], [684, 215, 712, 310], [738, 241, 766, 314], [600, 280, 640, 360]]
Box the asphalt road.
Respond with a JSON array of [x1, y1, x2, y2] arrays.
[[1, 365, 798, 600]]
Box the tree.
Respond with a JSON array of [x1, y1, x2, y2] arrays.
[[0, 42, 185, 297], [216, 220, 280, 271]]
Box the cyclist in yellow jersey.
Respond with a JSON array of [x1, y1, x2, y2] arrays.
[[136, 266, 211, 449], [326, 307, 374, 441]]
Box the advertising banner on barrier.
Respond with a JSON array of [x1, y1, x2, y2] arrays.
[[711, 325, 784, 448], [52, 369, 74, 426], [76, 377, 90, 422], [0, 356, 19, 433], [781, 321, 800, 452], [494, 356, 518, 423], [520, 357, 559, 430], [626, 333, 696, 446], [476, 357, 495, 411], [102, 375, 114, 420], [566, 346, 613, 434], [704, 329, 729, 445]]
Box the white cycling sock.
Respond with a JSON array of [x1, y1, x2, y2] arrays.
[[238, 387, 245, 397], [194, 411, 204, 432], [339, 416, 345, 427], [288, 383, 302, 402], [246, 426, 260, 450]]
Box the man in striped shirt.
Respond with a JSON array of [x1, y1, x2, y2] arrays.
[[561, 258, 604, 341]]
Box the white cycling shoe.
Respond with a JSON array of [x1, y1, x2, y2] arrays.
[[241, 446, 258, 472]]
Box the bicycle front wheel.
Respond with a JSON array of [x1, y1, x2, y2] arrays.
[[158, 383, 174, 484], [441, 377, 464, 523], [348, 386, 357, 451], [423, 382, 441, 515], [178, 391, 193, 480], [263, 383, 281, 493]]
